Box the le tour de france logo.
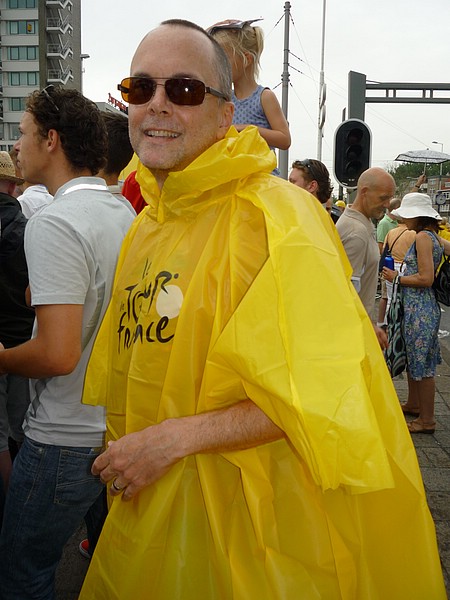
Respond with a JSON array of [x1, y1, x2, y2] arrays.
[[117, 260, 184, 353]]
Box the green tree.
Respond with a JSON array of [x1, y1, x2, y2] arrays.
[[385, 161, 448, 197]]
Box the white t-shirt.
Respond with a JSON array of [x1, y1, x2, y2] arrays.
[[17, 184, 53, 218], [23, 177, 134, 447]]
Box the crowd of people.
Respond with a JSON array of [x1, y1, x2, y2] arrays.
[[0, 16, 447, 600]]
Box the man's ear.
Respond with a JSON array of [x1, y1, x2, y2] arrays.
[[217, 101, 234, 139], [7, 181, 17, 196], [46, 128, 59, 151], [309, 180, 319, 194]]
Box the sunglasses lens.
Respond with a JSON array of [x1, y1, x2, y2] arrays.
[[118, 78, 207, 106], [119, 78, 156, 105], [165, 78, 205, 106]]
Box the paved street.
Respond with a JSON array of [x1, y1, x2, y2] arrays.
[[56, 343, 450, 599], [394, 360, 450, 597]]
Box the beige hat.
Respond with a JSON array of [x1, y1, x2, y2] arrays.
[[391, 192, 441, 221], [0, 151, 24, 185]]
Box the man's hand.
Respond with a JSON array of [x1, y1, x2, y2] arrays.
[[374, 324, 388, 350], [92, 421, 182, 501], [92, 400, 284, 501]]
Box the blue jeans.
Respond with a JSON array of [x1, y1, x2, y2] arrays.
[[0, 436, 105, 600]]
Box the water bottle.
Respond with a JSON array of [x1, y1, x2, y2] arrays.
[[384, 254, 395, 270]]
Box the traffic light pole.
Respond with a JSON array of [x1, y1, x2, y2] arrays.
[[278, 1, 291, 180], [333, 119, 371, 190], [316, 0, 327, 161], [348, 71, 366, 120]]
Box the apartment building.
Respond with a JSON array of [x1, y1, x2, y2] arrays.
[[0, 0, 82, 151]]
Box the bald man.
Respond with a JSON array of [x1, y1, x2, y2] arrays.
[[77, 23, 446, 600], [336, 167, 396, 347]]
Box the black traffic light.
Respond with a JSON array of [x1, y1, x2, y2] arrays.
[[333, 119, 371, 189]]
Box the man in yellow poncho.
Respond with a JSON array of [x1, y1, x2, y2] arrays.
[[80, 19, 446, 600]]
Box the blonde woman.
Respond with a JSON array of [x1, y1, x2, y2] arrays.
[[209, 19, 290, 174]]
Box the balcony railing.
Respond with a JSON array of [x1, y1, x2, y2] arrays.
[[46, 0, 73, 8], [47, 42, 72, 59], [46, 16, 72, 34], [47, 67, 72, 85]]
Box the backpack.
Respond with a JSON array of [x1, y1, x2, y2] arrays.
[[433, 253, 450, 306]]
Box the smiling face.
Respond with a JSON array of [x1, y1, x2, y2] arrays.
[[128, 24, 233, 188]]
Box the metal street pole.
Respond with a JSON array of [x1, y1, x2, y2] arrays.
[[279, 1, 291, 179], [432, 140, 444, 183], [317, 0, 326, 160], [80, 53, 90, 94]]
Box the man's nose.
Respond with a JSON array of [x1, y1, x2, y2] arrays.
[[146, 83, 172, 114]]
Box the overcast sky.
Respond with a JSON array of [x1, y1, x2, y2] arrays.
[[81, 1, 450, 180]]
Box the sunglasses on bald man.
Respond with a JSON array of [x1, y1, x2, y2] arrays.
[[117, 77, 229, 107]]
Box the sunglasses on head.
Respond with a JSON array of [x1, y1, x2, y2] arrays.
[[207, 18, 263, 36], [41, 85, 60, 113], [117, 77, 229, 106], [298, 159, 319, 181]]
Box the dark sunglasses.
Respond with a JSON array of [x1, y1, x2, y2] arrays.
[[117, 77, 229, 106]]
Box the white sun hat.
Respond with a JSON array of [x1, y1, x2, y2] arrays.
[[391, 192, 442, 221]]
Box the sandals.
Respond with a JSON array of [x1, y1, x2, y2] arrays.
[[407, 419, 436, 435], [400, 404, 420, 417]]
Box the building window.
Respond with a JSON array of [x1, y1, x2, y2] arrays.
[[8, 20, 38, 35], [8, 71, 38, 86], [9, 97, 27, 111], [8, 0, 37, 8], [9, 123, 21, 140], [7, 46, 38, 60]]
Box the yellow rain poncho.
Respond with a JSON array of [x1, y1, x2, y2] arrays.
[[81, 127, 446, 599]]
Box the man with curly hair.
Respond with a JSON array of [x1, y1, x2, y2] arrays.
[[0, 86, 134, 598], [289, 158, 333, 204]]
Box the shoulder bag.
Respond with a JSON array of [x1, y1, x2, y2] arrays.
[[432, 234, 450, 306], [384, 275, 407, 377], [433, 253, 450, 306]]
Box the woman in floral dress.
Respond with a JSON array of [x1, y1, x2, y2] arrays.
[[383, 193, 443, 434]]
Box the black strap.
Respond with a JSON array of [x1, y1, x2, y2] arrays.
[[387, 228, 407, 255]]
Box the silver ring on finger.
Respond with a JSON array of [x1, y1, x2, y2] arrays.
[[111, 478, 125, 492]]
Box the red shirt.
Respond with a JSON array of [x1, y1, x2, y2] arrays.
[[122, 171, 146, 214]]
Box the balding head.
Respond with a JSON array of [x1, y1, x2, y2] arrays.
[[389, 197, 401, 212], [128, 20, 234, 188], [356, 167, 394, 194], [353, 167, 396, 221]]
